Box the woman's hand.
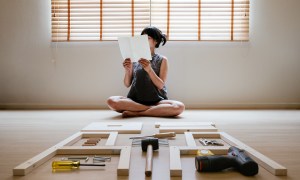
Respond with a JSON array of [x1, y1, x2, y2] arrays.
[[123, 58, 132, 73], [138, 58, 151, 73], [123, 58, 133, 87]]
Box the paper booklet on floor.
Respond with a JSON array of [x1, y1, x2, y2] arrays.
[[118, 35, 151, 62]]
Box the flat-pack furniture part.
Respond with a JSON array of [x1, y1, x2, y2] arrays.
[[81, 122, 143, 134], [169, 132, 287, 177], [155, 122, 216, 128], [13, 132, 131, 176], [155, 121, 217, 133]]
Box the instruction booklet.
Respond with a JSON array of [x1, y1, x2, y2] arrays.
[[117, 35, 151, 62]]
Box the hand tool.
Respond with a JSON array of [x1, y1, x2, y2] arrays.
[[130, 132, 176, 139], [141, 138, 159, 177], [197, 149, 214, 156], [195, 146, 259, 176], [93, 156, 111, 163], [52, 161, 105, 170], [61, 156, 89, 162], [132, 138, 169, 146], [199, 138, 224, 146]]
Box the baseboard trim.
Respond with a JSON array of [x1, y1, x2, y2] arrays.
[[0, 104, 109, 110], [0, 103, 299, 110], [186, 103, 300, 110]]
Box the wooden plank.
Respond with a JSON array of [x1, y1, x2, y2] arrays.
[[220, 132, 288, 176], [57, 146, 123, 155], [185, 132, 197, 147], [106, 132, 118, 146], [13, 132, 119, 176], [169, 146, 228, 177], [13, 132, 82, 176], [159, 126, 217, 134], [81, 122, 143, 134], [179, 146, 229, 155], [155, 121, 215, 128], [117, 146, 131, 176], [170, 146, 182, 177]]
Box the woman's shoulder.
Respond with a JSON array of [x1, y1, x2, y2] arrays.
[[155, 54, 168, 62]]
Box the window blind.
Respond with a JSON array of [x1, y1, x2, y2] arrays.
[[51, 0, 249, 41]]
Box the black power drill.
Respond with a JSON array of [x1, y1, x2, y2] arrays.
[[195, 146, 259, 176]]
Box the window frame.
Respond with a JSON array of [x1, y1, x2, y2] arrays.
[[51, 0, 250, 42]]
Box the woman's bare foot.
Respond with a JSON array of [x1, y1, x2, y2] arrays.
[[122, 111, 139, 118]]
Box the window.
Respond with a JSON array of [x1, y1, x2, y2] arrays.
[[51, 0, 249, 42]]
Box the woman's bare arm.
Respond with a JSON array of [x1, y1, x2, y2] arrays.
[[123, 58, 133, 87], [139, 57, 168, 90]]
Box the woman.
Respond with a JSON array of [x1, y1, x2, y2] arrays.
[[107, 26, 185, 117]]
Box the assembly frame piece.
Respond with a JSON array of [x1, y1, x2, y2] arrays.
[[170, 146, 228, 177], [155, 122, 217, 134], [155, 121, 216, 128], [182, 132, 287, 176], [81, 122, 143, 134], [13, 132, 132, 176]]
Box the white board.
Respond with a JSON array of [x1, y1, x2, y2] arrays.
[[159, 126, 218, 134], [81, 122, 143, 134], [155, 122, 215, 128]]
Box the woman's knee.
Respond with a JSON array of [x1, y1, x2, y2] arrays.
[[173, 101, 185, 115], [107, 96, 120, 110]]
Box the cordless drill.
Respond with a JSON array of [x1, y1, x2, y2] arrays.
[[195, 146, 259, 176]]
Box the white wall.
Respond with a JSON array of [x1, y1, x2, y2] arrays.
[[0, 0, 299, 109]]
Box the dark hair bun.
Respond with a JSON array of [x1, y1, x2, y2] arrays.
[[141, 26, 167, 48]]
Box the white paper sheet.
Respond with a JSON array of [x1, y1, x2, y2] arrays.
[[118, 35, 151, 62]]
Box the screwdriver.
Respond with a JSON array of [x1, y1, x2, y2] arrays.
[[52, 161, 105, 170], [130, 132, 176, 139]]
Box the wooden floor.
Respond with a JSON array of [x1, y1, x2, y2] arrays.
[[0, 110, 299, 180]]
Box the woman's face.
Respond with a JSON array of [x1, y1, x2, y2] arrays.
[[147, 35, 157, 49]]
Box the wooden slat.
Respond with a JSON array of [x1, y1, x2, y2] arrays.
[[159, 125, 218, 134], [220, 132, 288, 176], [13, 132, 82, 176], [57, 146, 122, 155], [179, 146, 229, 155], [117, 146, 131, 176], [170, 146, 182, 177], [81, 122, 143, 134], [106, 132, 118, 146], [155, 122, 216, 128], [184, 132, 197, 146]]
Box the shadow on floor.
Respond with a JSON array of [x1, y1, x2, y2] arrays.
[[106, 114, 185, 120]]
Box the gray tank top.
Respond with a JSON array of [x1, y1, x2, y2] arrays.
[[127, 54, 168, 105]]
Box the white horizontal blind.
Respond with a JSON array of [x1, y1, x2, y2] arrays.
[[151, 0, 249, 41], [52, 0, 150, 41], [51, 0, 249, 41]]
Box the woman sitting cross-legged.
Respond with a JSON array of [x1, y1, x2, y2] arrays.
[[107, 26, 185, 118]]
